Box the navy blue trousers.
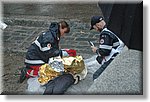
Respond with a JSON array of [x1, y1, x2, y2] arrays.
[[43, 73, 75, 95]]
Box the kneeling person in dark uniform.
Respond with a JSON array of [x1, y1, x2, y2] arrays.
[[20, 21, 75, 94], [90, 16, 124, 80], [25, 21, 70, 77]]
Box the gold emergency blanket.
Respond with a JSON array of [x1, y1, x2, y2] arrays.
[[63, 56, 85, 74], [38, 56, 85, 85], [38, 64, 61, 85]]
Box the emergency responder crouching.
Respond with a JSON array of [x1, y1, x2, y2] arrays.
[[90, 16, 125, 80], [20, 21, 76, 95]]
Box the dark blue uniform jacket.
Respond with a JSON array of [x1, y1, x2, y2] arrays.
[[25, 22, 62, 66]]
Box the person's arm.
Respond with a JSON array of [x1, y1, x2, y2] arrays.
[[42, 42, 62, 58], [36, 32, 62, 58]]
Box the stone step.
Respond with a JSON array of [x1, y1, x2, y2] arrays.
[[3, 16, 98, 59], [3, 16, 90, 28]]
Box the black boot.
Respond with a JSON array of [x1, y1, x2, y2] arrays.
[[19, 67, 27, 83]]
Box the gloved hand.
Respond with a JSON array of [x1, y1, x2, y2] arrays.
[[61, 50, 69, 57], [72, 66, 88, 84], [73, 74, 81, 84], [61, 49, 77, 57]]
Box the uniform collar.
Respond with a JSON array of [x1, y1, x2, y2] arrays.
[[100, 27, 107, 33]]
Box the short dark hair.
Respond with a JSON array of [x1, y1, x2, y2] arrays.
[[59, 21, 70, 33]]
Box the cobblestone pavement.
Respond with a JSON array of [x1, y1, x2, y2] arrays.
[[2, 3, 102, 94], [3, 16, 100, 57]]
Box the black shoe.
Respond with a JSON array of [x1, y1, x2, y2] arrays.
[[19, 67, 27, 83], [96, 56, 103, 64]]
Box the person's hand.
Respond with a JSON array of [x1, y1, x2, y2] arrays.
[[91, 46, 98, 53], [62, 50, 69, 57]]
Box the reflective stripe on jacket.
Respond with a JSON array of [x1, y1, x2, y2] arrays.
[[97, 28, 124, 64], [25, 22, 62, 66]]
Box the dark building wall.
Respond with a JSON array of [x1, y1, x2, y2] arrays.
[[99, 2, 143, 51], [98, 3, 113, 24]]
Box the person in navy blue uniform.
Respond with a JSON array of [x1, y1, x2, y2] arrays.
[[20, 21, 75, 94], [24, 21, 70, 77], [90, 16, 124, 80]]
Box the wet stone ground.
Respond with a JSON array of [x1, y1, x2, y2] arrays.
[[2, 3, 102, 94]]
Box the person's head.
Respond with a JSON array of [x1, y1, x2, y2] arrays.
[[59, 21, 70, 37], [90, 16, 106, 32]]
